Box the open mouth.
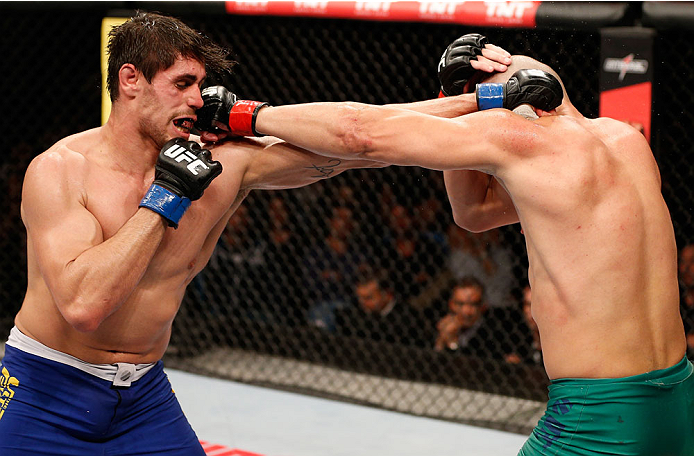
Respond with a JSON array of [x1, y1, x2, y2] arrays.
[[173, 117, 195, 133]]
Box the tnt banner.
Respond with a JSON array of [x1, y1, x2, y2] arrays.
[[225, 1, 541, 27], [599, 27, 655, 142]]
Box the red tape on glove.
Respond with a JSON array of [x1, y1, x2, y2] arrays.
[[228, 100, 268, 136]]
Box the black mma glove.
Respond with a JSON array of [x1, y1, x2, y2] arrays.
[[194, 86, 269, 137], [476, 69, 563, 112], [438, 33, 488, 97], [139, 138, 223, 228]]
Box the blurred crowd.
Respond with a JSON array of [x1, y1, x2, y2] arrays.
[[197, 170, 539, 366]]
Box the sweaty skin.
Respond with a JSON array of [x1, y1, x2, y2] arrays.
[[253, 58, 686, 380], [16, 56, 384, 364]]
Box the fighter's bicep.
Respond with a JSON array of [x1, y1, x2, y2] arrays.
[[22, 159, 103, 285], [242, 139, 382, 190], [365, 109, 527, 172]]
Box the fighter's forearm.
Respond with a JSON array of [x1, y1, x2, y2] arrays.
[[385, 93, 478, 118], [445, 169, 493, 215], [58, 209, 166, 332], [254, 101, 501, 170], [254, 102, 379, 161], [444, 170, 519, 232]]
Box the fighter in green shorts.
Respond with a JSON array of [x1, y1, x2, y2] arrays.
[[519, 356, 694, 456], [201, 31, 694, 456]]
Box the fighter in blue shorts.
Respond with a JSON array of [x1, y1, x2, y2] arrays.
[[0, 12, 233, 453], [0, 328, 204, 455], [5, 10, 398, 453]]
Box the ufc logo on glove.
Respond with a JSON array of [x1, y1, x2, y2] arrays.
[[139, 138, 222, 228], [163, 143, 210, 176]]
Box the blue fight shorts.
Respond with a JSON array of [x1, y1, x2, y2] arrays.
[[0, 329, 205, 455]]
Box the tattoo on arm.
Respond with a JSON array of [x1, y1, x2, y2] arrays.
[[307, 159, 342, 178]]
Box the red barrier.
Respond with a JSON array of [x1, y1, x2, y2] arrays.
[[225, 1, 540, 28]]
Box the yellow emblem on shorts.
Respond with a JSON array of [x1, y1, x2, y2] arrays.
[[0, 366, 19, 421]]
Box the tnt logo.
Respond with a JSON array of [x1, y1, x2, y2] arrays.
[[294, 1, 328, 11], [356, 1, 391, 14], [163, 144, 210, 176], [486, 1, 535, 19], [419, 2, 457, 16], [0, 366, 19, 421], [233, 1, 269, 11]]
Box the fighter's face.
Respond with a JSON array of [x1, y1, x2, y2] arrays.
[[138, 56, 206, 148]]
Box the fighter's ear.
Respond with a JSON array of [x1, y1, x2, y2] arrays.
[[119, 63, 141, 99]]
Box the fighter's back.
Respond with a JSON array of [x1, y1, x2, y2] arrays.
[[502, 114, 685, 379]]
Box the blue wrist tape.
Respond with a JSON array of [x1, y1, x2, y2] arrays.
[[139, 184, 191, 229], [476, 83, 504, 110]]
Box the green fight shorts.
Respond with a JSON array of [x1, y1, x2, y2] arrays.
[[519, 356, 694, 456]]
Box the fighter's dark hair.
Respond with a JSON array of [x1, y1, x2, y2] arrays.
[[106, 11, 235, 102]]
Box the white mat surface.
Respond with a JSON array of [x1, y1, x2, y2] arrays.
[[166, 368, 529, 456]]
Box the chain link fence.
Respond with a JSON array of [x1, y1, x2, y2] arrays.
[[1, 6, 692, 435]]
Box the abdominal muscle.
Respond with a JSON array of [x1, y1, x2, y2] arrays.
[[15, 273, 186, 365]]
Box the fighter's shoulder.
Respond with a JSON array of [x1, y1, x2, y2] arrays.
[[591, 115, 637, 131], [22, 132, 98, 217], [492, 112, 578, 154], [537, 115, 610, 146], [589, 116, 650, 151], [27, 130, 94, 181]]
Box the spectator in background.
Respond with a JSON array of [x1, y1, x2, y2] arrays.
[[266, 196, 293, 247], [411, 173, 449, 249], [334, 264, 429, 347], [198, 195, 308, 331], [200, 203, 267, 324], [679, 244, 694, 357], [306, 205, 364, 332], [447, 225, 515, 308], [483, 229, 516, 308], [261, 195, 307, 326], [505, 284, 543, 365], [381, 203, 447, 303], [434, 276, 509, 359]]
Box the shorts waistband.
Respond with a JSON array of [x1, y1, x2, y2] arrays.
[[5, 326, 156, 387], [550, 355, 693, 387]]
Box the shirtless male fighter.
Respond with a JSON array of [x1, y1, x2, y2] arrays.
[[200, 35, 694, 455], [0, 12, 385, 455], [0, 16, 511, 454]]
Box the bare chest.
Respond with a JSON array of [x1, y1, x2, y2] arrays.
[[83, 170, 239, 280]]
